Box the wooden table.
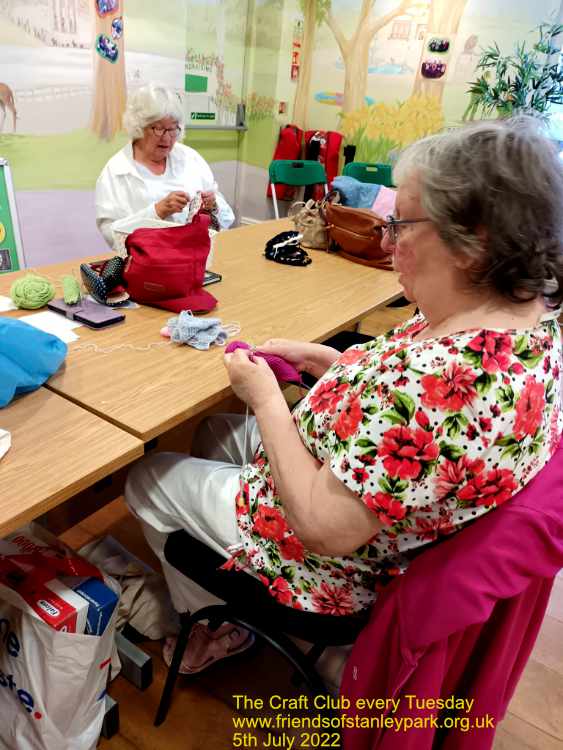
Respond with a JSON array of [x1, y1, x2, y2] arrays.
[[0, 389, 143, 536], [0, 220, 402, 441]]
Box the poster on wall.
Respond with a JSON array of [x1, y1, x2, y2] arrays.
[[291, 19, 302, 81], [0, 160, 25, 273], [185, 62, 218, 123], [184, 0, 249, 129]]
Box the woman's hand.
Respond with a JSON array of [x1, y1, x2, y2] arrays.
[[201, 190, 217, 212], [224, 349, 282, 411], [259, 339, 340, 378], [155, 191, 190, 219]]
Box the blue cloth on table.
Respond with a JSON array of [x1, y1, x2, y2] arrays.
[[332, 176, 381, 208], [0, 318, 67, 407]]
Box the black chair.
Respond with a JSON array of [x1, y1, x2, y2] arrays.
[[154, 530, 369, 726]]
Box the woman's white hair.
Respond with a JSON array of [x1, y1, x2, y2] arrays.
[[123, 84, 185, 140]]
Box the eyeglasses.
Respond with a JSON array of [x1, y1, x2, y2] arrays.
[[150, 125, 181, 138], [383, 215, 432, 244]]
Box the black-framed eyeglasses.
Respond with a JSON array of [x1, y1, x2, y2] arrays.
[[150, 125, 181, 138], [383, 215, 432, 244]]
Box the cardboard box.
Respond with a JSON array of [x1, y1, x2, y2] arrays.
[[0, 555, 88, 633], [68, 577, 119, 636]]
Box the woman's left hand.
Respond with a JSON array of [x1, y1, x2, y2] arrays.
[[202, 190, 217, 211], [224, 349, 281, 411]]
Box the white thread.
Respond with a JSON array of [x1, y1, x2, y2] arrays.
[[273, 233, 303, 250], [238, 403, 251, 537], [221, 322, 242, 339], [242, 404, 250, 465], [71, 321, 242, 355], [28, 269, 63, 291], [71, 341, 172, 355]]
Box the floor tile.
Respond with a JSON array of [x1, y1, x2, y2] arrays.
[[530, 616, 563, 675], [547, 577, 563, 623], [509, 660, 563, 739], [494, 712, 563, 750]]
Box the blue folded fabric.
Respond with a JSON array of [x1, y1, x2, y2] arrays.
[[0, 318, 67, 407], [332, 176, 381, 208]]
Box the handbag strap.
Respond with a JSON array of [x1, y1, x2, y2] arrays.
[[319, 190, 340, 221]]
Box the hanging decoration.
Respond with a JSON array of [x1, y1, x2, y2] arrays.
[[291, 19, 302, 81], [95, 0, 119, 18], [111, 17, 123, 40], [428, 38, 450, 53], [421, 59, 447, 79], [96, 33, 119, 63], [421, 35, 451, 79]]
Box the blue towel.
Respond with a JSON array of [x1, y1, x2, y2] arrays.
[[332, 176, 381, 208], [0, 318, 67, 407]]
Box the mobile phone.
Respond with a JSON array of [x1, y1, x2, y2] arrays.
[[203, 270, 222, 286], [47, 298, 125, 329]]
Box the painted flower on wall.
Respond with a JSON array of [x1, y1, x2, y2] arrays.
[[339, 94, 444, 164]]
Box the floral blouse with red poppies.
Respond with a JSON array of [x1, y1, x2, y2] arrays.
[[233, 313, 563, 615]]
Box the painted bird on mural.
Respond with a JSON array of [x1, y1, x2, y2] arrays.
[[0, 83, 17, 133]]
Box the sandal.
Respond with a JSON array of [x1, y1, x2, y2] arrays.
[[163, 622, 255, 675]]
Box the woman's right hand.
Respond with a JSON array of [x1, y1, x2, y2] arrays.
[[259, 339, 340, 377], [155, 191, 190, 219]]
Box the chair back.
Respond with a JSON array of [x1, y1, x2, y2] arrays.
[[164, 529, 368, 646], [343, 161, 393, 187], [269, 159, 328, 187], [341, 441, 563, 750]]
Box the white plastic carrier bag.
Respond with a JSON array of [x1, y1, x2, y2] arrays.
[[0, 524, 120, 750]]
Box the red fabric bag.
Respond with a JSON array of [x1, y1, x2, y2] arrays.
[[123, 213, 217, 313], [305, 129, 343, 200]]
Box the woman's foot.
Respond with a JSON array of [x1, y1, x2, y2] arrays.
[[163, 622, 255, 674]]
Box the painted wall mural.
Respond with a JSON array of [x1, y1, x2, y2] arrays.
[[338, 94, 444, 163], [275, 0, 561, 169], [0, 0, 187, 265], [0, 0, 186, 189], [0, 0, 561, 254]]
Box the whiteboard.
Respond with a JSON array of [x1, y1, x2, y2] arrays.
[[0, 158, 25, 273]]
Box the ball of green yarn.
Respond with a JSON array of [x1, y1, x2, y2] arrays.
[[10, 274, 56, 310], [62, 275, 81, 305]]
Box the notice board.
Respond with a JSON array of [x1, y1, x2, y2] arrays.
[[0, 158, 25, 273]]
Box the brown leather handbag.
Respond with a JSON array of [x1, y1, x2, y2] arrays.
[[324, 203, 393, 269]]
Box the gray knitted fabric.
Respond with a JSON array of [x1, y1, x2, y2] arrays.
[[167, 310, 228, 350]]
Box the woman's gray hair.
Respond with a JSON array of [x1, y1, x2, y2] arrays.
[[394, 117, 563, 305], [122, 84, 185, 140]]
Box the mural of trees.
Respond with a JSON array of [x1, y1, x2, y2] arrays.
[[292, 0, 429, 127], [292, 0, 329, 129], [325, 0, 429, 114], [90, 0, 127, 140]]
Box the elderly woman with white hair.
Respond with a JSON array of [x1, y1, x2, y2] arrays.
[[126, 117, 563, 674], [95, 84, 234, 248]]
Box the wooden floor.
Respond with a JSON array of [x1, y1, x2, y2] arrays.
[[59, 302, 563, 750]]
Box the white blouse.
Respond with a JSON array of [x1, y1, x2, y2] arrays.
[[95, 142, 235, 248]]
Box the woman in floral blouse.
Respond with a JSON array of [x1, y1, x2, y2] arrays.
[[126, 117, 563, 670]]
